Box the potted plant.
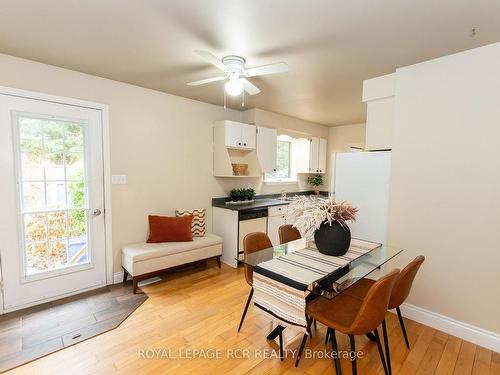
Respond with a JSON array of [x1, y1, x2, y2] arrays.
[[307, 174, 323, 195], [288, 196, 358, 256], [229, 188, 256, 202]]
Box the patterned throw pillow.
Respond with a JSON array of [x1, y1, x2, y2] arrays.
[[175, 208, 206, 237]]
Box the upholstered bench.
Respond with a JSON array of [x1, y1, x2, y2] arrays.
[[122, 233, 222, 293]]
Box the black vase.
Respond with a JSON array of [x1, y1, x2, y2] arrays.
[[314, 221, 351, 256]]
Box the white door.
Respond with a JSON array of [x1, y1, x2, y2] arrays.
[[224, 121, 241, 148], [318, 138, 327, 174], [267, 215, 286, 246], [241, 123, 256, 149], [309, 137, 319, 173], [0, 94, 106, 311], [257, 126, 277, 173]]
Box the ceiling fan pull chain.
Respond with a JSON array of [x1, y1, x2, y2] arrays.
[[242, 90, 245, 107], [224, 89, 226, 109]]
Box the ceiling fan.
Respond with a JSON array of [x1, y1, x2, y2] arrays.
[[187, 50, 288, 98]]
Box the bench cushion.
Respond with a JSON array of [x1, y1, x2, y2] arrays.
[[122, 233, 222, 276]]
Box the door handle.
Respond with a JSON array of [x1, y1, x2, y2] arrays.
[[91, 209, 102, 216]]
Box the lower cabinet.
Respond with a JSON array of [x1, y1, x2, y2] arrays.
[[267, 205, 288, 245]]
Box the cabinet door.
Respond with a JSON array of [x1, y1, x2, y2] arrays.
[[267, 214, 286, 246], [241, 123, 256, 149], [309, 137, 320, 173], [318, 138, 327, 174], [224, 121, 242, 148], [257, 126, 277, 173]]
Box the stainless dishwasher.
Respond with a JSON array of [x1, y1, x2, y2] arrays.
[[238, 208, 268, 256]]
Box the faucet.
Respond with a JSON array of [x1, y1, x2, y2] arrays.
[[281, 190, 287, 200]]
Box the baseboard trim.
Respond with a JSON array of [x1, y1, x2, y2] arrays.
[[400, 303, 500, 353]]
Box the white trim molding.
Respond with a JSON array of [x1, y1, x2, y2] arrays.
[[400, 303, 500, 353], [113, 271, 124, 285]]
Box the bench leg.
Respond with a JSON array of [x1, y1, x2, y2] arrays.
[[122, 269, 128, 285], [216, 256, 221, 269], [133, 278, 138, 294]]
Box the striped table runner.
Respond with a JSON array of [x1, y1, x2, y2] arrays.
[[253, 239, 380, 331]]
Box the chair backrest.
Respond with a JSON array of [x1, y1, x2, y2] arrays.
[[389, 256, 425, 309], [278, 224, 301, 244], [243, 232, 272, 286], [349, 269, 400, 335]]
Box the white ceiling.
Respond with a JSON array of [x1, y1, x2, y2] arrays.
[[0, 0, 499, 126]]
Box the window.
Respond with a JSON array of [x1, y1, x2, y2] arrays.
[[265, 135, 297, 183]]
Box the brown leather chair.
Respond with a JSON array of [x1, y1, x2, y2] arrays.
[[278, 224, 301, 244], [237, 232, 273, 333], [345, 256, 425, 349], [295, 269, 400, 375]]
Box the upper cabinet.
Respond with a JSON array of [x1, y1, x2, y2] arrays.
[[256, 126, 277, 173], [362, 73, 395, 150], [224, 120, 256, 149], [308, 137, 327, 174]]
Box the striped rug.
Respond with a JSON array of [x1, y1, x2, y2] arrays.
[[253, 239, 380, 331]]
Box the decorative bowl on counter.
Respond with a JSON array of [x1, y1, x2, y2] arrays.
[[232, 163, 248, 176]]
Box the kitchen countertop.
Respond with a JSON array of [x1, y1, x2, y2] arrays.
[[212, 191, 329, 211]]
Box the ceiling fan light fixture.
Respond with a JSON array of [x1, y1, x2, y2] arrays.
[[224, 78, 244, 96]]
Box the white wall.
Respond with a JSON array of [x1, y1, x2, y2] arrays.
[[0, 53, 240, 273], [387, 43, 500, 335]]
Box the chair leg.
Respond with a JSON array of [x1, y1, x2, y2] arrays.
[[295, 316, 313, 367], [374, 328, 389, 375], [279, 326, 284, 361], [237, 288, 253, 332], [349, 334, 357, 375], [216, 255, 221, 268], [325, 327, 331, 345], [382, 319, 392, 375], [396, 307, 410, 349], [331, 329, 342, 375]]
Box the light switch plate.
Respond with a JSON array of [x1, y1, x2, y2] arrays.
[[111, 175, 127, 185]]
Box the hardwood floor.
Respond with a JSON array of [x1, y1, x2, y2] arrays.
[[5, 262, 499, 374]]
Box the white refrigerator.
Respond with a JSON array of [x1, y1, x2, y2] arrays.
[[333, 151, 391, 244]]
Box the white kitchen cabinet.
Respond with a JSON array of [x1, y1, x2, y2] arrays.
[[319, 138, 327, 173], [267, 206, 287, 246], [241, 123, 257, 149], [222, 120, 256, 150], [256, 126, 277, 173], [308, 137, 327, 174]]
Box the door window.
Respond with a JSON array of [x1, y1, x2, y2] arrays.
[[15, 115, 90, 277]]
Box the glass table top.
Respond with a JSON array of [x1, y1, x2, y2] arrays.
[[237, 238, 403, 299]]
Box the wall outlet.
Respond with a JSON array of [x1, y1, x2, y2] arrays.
[[111, 175, 127, 185]]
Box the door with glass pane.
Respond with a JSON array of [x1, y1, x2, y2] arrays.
[[0, 94, 106, 311]]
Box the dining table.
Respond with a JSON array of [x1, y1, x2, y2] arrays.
[[237, 237, 404, 343]]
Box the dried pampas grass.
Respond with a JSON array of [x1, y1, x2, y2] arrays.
[[287, 196, 358, 239]]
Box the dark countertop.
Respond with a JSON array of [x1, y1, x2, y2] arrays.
[[212, 191, 329, 211]]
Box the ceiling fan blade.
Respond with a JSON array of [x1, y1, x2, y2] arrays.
[[246, 62, 288, 77], [187, 76, 226, 86], [242, 79, 261, 95], [194, 50, 228, 72]]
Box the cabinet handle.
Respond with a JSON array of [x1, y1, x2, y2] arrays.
[[238, 142, 241, 145], [244, 143, 247, 146]]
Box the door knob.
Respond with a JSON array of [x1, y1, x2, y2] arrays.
[[92, 209, 102, 216]]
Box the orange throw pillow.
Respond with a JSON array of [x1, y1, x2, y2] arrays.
[[147, 215, 194, 243]]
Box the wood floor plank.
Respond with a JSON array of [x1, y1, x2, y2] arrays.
[[1, 264, 497, 375], [435, 335, 463, 375], [454, 341, 477, 375]]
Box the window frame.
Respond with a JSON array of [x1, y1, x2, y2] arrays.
[[264, 135, 298, 184]]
